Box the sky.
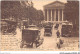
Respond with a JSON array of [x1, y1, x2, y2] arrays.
[[32, 0, 67, 10]]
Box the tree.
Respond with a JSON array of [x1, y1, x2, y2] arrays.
[[1, 1, 44, 25], [27, 6, 44, 25], [1, 1, 30, 20], [37, 10, 44, 21], [1, 1, 21, 19]]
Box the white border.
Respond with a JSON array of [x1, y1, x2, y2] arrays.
[[0, 51, 80, 54], [0, 0, 80, 54]]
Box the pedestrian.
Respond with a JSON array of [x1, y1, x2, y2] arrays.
[[56, 30, 61, 49], [56, 30, 63, 49], [56, 30, 60, 38]]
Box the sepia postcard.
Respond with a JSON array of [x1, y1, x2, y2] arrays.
[[0, 0, 79, 51]]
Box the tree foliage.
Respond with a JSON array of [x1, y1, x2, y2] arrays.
[[28, 7, 44, 24], [64, 1, 79, 24], [64, 1, 79, 22], [1, 1, 44, 24], [1, 1, 21, 19]]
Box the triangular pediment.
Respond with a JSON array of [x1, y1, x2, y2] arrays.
[[44, 1, 65, 9]]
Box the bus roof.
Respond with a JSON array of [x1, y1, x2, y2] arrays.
[[23, 28, 39, 31]]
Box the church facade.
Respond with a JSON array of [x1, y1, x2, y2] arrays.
[[43, 1, 73, 36], [43, 1, 65, 23]]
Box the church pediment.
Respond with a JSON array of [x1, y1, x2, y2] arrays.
[[44, 1, 65, 9]]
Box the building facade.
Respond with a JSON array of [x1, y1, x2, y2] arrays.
[[43, 1, 73, 36], [43, 1, 65, 23]]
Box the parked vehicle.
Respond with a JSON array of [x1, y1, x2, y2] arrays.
[[1, 20, 17, 34], [20, 27, 44, 48], [61, 24, 73, 37], [44, 25, 52, 36]]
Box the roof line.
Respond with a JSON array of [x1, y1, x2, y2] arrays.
[[43, 1, 65, 7]]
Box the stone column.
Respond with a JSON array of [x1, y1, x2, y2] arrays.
[[58, 9, 60, 21], [62, 9, 63, 21], [46, 10, 47, 21], [47, 9, 49, 21], [51, 9, 53, 21], [44, 9, 46, 21], [54, 9, 56, 21]]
